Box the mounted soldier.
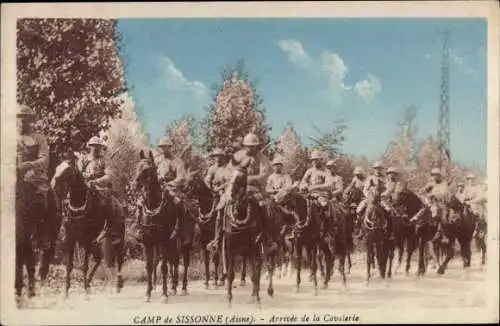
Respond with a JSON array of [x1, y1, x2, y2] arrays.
[[356, 161, 387, 218], [299, 150, 332, 232], [266, 155, 293, 200], [156, 137, 186, 239], [205, 148, 231, 250], [325, 159, 344, 202], [411, 168, 452, 243], [77, 136, 124, 244], [463, 174, 486, 237], [343, 166, 366, 200], [381, 167, 404, 217], [455, 182, 466, 203], [17, 104, 51, 250]]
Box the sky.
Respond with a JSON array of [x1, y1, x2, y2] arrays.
[[117, 18, 487, 170]]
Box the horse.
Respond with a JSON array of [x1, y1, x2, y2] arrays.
[[474, 218, 487, 266], [392, 185, 437, 276], [362, 190, 393, 285], [274, 185, 320, 295], [341, 185, 365, 274], [15, 177, 38, 305], [327, 200, 350, 289], [435, 196, 476, 276], [51, 155, 125, 300], [221, 183, 267, 308], [131, 150, 185, 302]]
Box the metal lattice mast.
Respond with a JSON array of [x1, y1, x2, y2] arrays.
[[438, 30, 451, 175]]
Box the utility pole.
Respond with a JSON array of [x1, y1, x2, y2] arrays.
[[437, 29, 451, 176]]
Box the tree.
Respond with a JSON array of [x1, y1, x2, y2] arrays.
[[307, 120, 347, 157], [101, 93, 148, 200], [17, 18, 127, 175], [202, 59, 271, 154], [274, 124, 308, 181]]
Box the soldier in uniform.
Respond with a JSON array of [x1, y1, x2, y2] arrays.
[[156, 138, 186, 239], [266, 155, 293, 199], [356, 161, 386, 218], [16, 104, 51, 250], [78, 136, 123, 244], [299, 150, 332, 233], [412, 168, 451, 243], [205, 148, 231, 250], [455, 182, 466, 203], [325, 159, 344, 202], [343, 166, 366, 199], [463, 173, 486, 237], [381, 167, 403, 216]]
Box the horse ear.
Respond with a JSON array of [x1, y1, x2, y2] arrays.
[[139, 150, 145, 159]]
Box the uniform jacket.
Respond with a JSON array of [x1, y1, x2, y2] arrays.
[[17, 132, 49, 193]]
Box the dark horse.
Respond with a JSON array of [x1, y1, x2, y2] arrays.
[[132, 150, 187, 302], [221, 185, 267, 308], [341, 185, 366, 274], [392, 185, 437, 276], [15, 175, 61, 306], [362, 191, 393, 285], [15, 178, 37, 304], [274, 186, 320, 295], [51, 156, 125, 300], [434, 195, 476, 276], [327, 200, 350, 289]]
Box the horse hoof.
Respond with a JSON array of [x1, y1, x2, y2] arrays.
[[239, 280, 246, 287], [295, 287, 300, 294], [314, 287, 319, 296], [436, 268, 445, 275], [161, 295, 168, 303], [169, 289, 177, 296], [321, 283, 328, 290], [204, 283, 209, 290], [267, 288, 274, 297], [144, 295, 151, 303], [180, 289, 188, 296]]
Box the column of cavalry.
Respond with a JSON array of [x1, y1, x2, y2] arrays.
[[15, 104, 487, 306]]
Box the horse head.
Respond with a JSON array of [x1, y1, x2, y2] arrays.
[[131, 150, 158, 191], [50, 151, 85, 199]]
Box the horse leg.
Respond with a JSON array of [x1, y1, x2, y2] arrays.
[[339, 253, 347, 290], [347, 253, 352, 275], [240, 256, 247, 287], [406, 235, 416, 276], [365, 239, 372, 286], [158, 246, 169, 303], [115, 241, 125, 293], [225, 238, 234, 308], [386, 239, 395, 280], [202, 245, 210, 289], [181, 244, 191, 295], [144, 242, 153, 302], [249, 249, 263, 308], [169, 250, 179, 296], [152, 249, 160, 289], [295, 241, 302, 293], [15, 243, 24, 302], [437, 237, 454, 275], [417, 238, 426, 276], [376, 237, 387, 280], [25, 240, 36, 299], [83, 248, 91, 299], [321, 243, 333, 289], [310, 242, 319, 296], [266, 252, 275, 298], [64, 240, 75, 300], [396, 236, 404, 274], [87, 243, 103, 287]]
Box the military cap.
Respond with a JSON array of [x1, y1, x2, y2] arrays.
[[87, 136, 106, 148], [431, 168, 442, 176], [158, 138, 173, 147], [242, 133, 260, 147]]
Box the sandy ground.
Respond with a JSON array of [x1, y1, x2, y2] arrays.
[[23, 252, 487, 312]]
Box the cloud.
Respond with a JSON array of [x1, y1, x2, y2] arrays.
[[354, 73, 382, 103], [277, 39, 313, 68], [277, 39, 381, 103], [160, 57, 207, 97], [449, 50, 478, 79]]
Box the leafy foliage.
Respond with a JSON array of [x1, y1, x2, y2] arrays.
[[307, 120, 347, 156], [17, 18, 127, 175], [201, 59, 271, 154], [274, 124, 308, 181]]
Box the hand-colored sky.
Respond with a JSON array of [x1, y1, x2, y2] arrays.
[[117, 18, 486, 170]]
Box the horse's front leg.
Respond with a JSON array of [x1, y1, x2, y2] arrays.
[[365, 238, 372, 286], [417, 238, 426, 276], [64, 240, 76, 300], [309, 242, 319, 296], [161, 245, 169, 303], [406, 235, 417, 276], [144, 241, 154, 302], [225, 237, 234, 308], [295, 240, 303, 293], [82, 248, 91, 299], [15, 244, 24, 302], [249, 245, 263, 308], [169, 246, 180, 296], [87, 242, 103, 290], [202, 242, 211, 289], [240, 256, 247, 287], [266, 251, 275, 298], [181, 243, 191, 296], [437, 236, 455, 275], [25, 240, 36, 299]]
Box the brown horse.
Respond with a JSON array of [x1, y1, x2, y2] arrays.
[[435, 196, 476, 276], [15, 178, 37, 305], [131, 150, 182, 302], [474, 217, 487, 266], [51, 156, 125, 300], [274, 186, 320, 295], [392, 186, 436, 276], [222, 189, 266, 308], [341, 185, 365, 274], [362, 192, 393, 285]]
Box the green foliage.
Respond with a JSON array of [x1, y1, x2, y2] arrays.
[[307, 120, 347, 156], [17, 18, 127, 174], [201, 59, 271, 154]]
